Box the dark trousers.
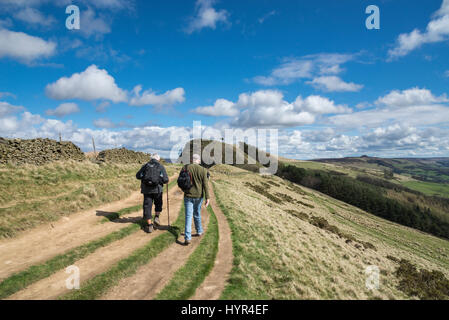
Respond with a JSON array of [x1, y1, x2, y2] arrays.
[[143, 193, 163, 220]]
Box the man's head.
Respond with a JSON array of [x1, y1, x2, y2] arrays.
[[192, 154, 201, 164], [151, 153, 161, 161]]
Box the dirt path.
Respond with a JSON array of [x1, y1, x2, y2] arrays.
[[190, 190, 233, 300], [8, 188, 184, 300], [0, 176, 176, 281], [100, 205, 210, 300]]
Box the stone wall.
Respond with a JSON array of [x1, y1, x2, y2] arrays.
[[0, 137, 85, 165], [97, 148, 150, 164]]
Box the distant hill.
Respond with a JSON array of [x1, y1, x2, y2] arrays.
[[314, 156, 449, 184]]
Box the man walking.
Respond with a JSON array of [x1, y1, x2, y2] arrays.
[[179, 154, 210, 246], [136, 154, 169, 233]]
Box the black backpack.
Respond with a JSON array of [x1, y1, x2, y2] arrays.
[[177, 165, 192, 192], [142, 162, 161, 187]]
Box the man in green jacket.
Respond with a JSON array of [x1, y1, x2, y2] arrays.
[[182, 154, 210, 245]]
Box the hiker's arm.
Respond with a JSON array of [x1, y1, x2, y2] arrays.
[[161, 166, 169, 184], [203, 169, 210, 200], [136, 165, 145, 180]]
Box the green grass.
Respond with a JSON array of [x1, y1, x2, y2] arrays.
[[211, 182, 272, 300], [155, 205, 219, 300], [0, 162, 180, 238], [60, 205, 185, 300], [400, 180, 449, 198]]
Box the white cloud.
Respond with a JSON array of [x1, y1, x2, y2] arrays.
[[445, 70, 449, 77], [129, 85, 185, 108], [306, 76, 363, 92], [388, 0, 449, 59], [193, 99, 238, 116], [294, 95, 351, 114], [13, 7, 55, 27], [46, 103, 80, 117], [93, 118, 118, 128], [0, 29, 56, 63], [375, 87, 448, 107], [76, 7, 111, 38], [46, 65, 127, 103], [185, 0, 229, 34], [0, 101, 24, 117], [253, 53, 360, 91], [330, 88, 449, 129], [193, 90, 350, 128], [96, 101, 111, 113], [215, 90, 349, 128]]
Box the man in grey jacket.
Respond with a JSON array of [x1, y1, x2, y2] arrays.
[[136, 154, 169, 233]]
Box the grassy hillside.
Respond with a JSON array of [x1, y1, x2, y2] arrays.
[[211, 165, 449, 299], [0, 160, 178, 238]]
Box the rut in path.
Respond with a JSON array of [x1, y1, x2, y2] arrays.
[[0, 176, 176, 281], [190, 192, 233, 300], [7, 187, 184, 300], [100, 206, 210, 300]]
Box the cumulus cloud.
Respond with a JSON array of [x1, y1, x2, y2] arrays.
[[129, 85, 185, 108], [46, 103, 80, 117], [185, 0, 229, 34], [444, 70, 449, 77], [253, 53, 362, 92], [0, 29, 56, 63], [375, 87, 448, 107], [193, 99, 238, 117], [306, 76, 363, 92], [388, 0, 449, 59], [294, 95, 352, 114], [330, 87, 449, 129], [45, 65, 127, 103], [201, 90, 350, 128]]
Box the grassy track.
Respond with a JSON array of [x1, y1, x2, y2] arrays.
[[0, 208, 144, 299], [155, 205, 219, 300], [0, 182, 178, 299], [60, 205, 185, 300]]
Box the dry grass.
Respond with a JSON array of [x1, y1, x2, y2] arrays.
[[212, 164, 449, 300], [0, 160, 180, 238]]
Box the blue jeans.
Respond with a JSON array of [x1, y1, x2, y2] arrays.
[[184, 197, 204, 241]]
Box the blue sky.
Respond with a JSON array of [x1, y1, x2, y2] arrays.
[[0, 0, 449, 159]]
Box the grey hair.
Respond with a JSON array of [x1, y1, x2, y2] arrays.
[[151, 153, 161, 161], [192, 154, 201, 163]]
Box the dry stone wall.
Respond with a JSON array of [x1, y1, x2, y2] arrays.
[[0, 137, 85, 165]]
